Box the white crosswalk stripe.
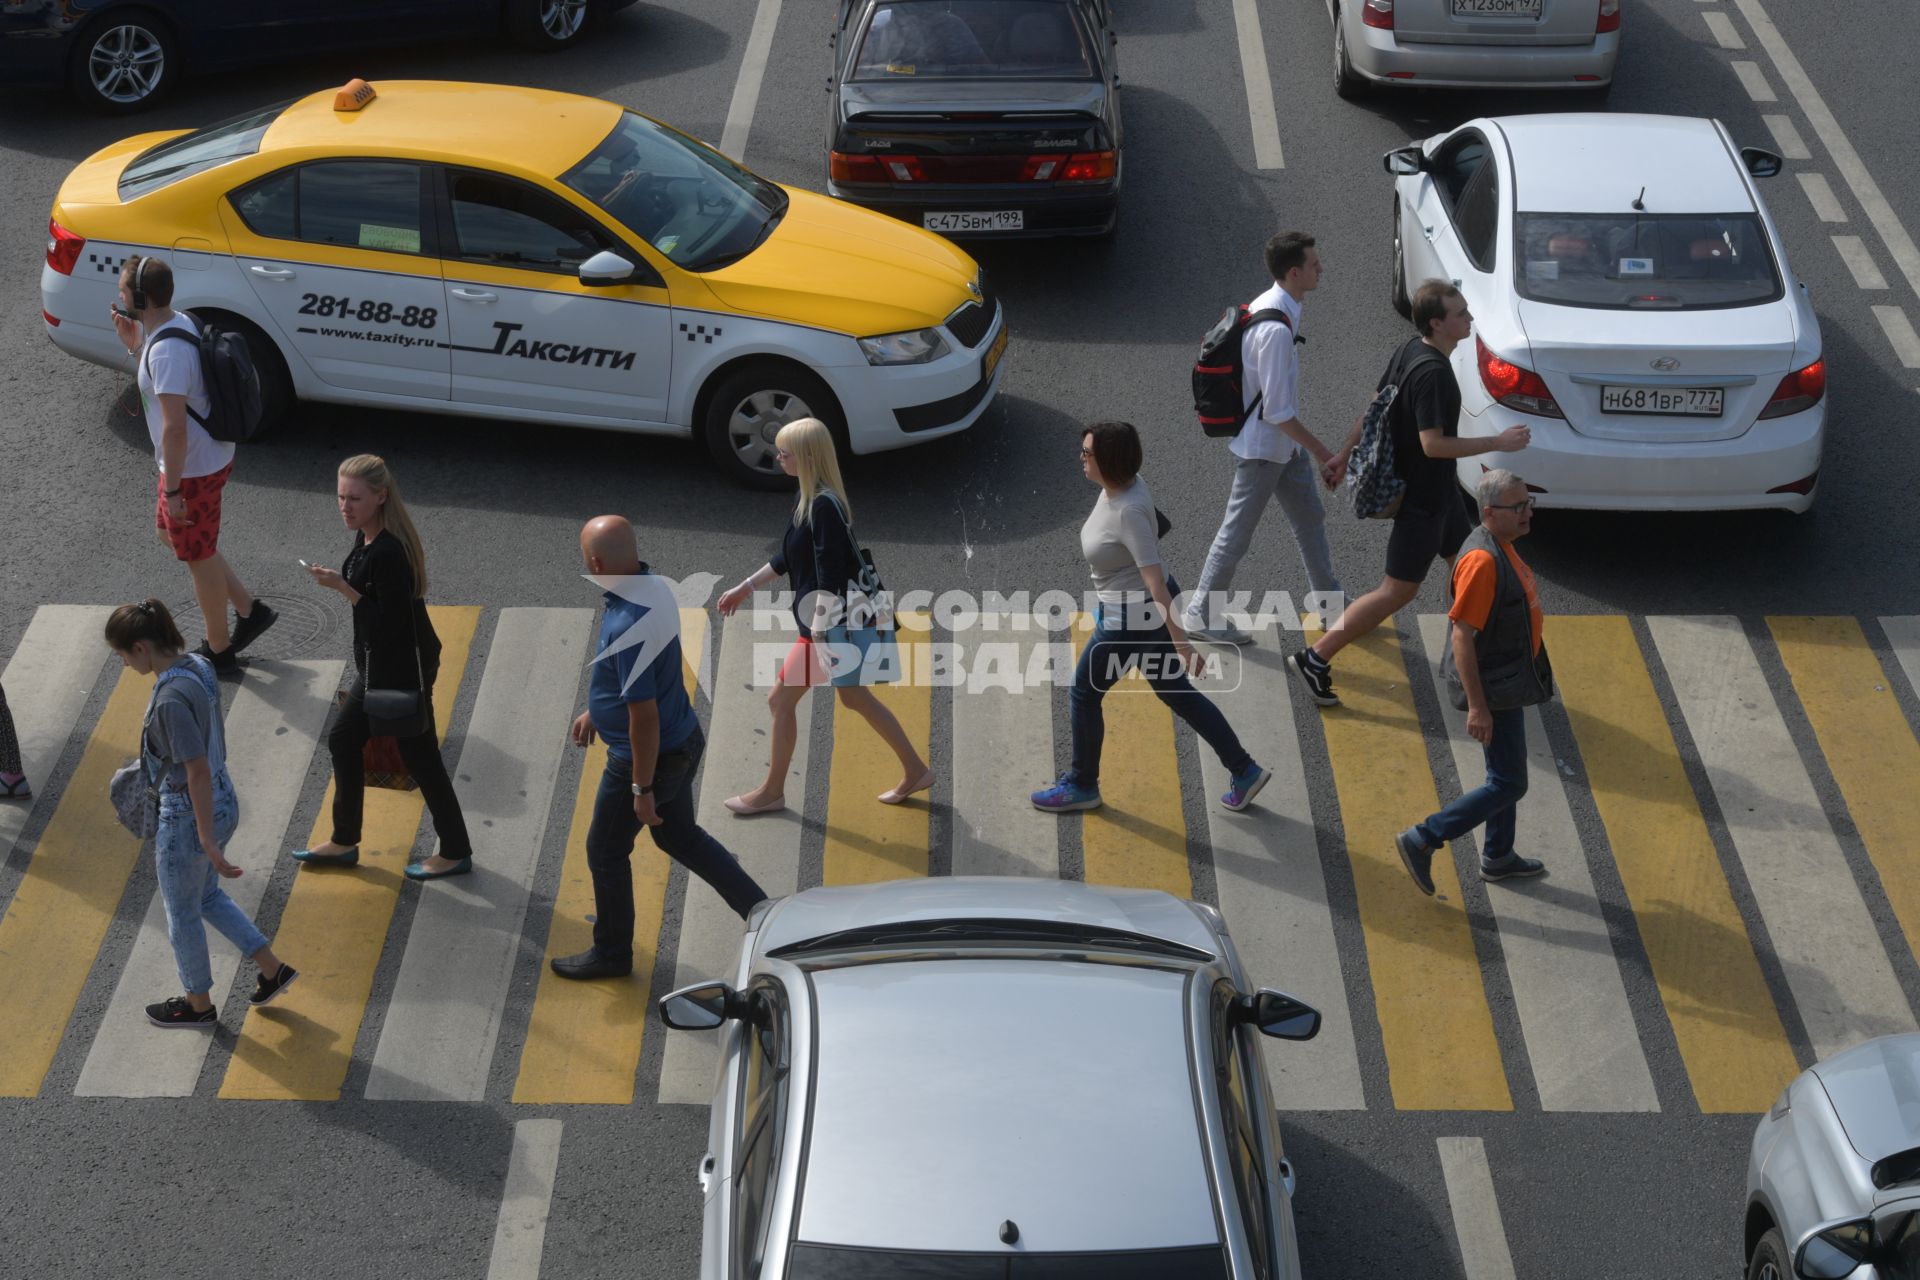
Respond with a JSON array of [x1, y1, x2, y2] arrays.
[[950, 625, 1063, 878], [0, 606, 110, 861], [1883, 616, 1920, 698]]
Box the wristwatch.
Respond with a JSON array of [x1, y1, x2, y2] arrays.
[[631, 782, 655, 797]]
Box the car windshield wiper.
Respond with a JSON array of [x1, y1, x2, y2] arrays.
[[769, 917, 1212, 961], [690, 204, 788, 273]]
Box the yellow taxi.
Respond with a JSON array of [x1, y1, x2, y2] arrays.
[[41, 80, 1007, 487]]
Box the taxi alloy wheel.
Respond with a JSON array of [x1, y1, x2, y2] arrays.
[[74, 16, 175, 113], [703, 363, 842, 490], [508, 0, 592, 49]]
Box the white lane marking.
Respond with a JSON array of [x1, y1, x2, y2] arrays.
[[1437, 1137, 1519, 1280], [1797, 172, 1847, 223], [1230, 0, 1285, 170], [1703, 10, 1745, 48], [1731, 60, 1776, 102], [364, 608, 592, 1102], [1833, 235, 1890, 290], [658, 615, 810, 1105], [1874, 306, 1920, 368], [1763, 114, 1811, 161], [1416, 616, 1658, 1113], [951, 625, 1062, 878], [1199, 630, 1365, 1109], [485, 1119, 565, 1280], [719, 0, 784, 161], [1651, 616, 1916, 1059], [75, 661, 343, 1098], [1880, 618, 1920, 701], [1735, 0, 1920, 302], [0, 606, 110, 860]]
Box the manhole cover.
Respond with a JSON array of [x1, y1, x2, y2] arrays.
[[166, 592, 344, 662]]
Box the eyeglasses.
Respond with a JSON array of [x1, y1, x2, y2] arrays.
[[775, 448, 792, 460], [1490, 497, 1536, 513]]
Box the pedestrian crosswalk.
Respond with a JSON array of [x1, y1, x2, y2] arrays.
[[3, 603, 1919, 1115]]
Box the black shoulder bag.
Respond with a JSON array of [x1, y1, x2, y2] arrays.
[[364, 591, 431, 738]]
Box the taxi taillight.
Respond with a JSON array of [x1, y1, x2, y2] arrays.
[[46, 218, 84, 275]]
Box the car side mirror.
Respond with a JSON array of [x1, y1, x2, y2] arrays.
[[1794, 1216, 1877, 1279], [1741, 146, 1784, 179], [1231, 989, 1322, 1042], [1384, 146, 1426, 177], [659, 981, 740, 1030], [579, 249, 637, 286]]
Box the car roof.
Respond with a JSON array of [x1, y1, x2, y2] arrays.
[[1810, 1033, 1920, 1164], [755, 877, 1222, 958], [260, 81, 622, 176], [798, 957, 1220, 1253], [1490, 114, 1755, 215]]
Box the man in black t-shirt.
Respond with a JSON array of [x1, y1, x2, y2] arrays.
[[1289, 281, 1530, 706]]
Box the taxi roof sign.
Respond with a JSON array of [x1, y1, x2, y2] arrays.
[[333, 79, 376, 112]]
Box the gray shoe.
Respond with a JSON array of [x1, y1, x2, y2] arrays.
[[1481, 855, 1546, 882]]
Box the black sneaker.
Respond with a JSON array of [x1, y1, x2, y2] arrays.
[[1395, 828, 1436, 896], [250, 963, 299, 1007], [193, 640, 241, 675], [1481, 855, 1546, 883], [1289, 649, 1339, 707], [146, 996, 217, 1028], [228, 601, 279, 655], [550, 949, 633, 980]]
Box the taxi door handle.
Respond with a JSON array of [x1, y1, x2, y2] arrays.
[[451, 288, 497, 304], [248, 265, 296, 281]]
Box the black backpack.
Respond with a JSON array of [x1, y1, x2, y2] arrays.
[[143, 313, 267, 443], [1192, 304, 1292, 438]]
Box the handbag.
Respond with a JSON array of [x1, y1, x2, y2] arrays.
[[108, 666, 187, 839], [363, 731, 419, 792], [364, 594, 431, 739], [814, 491, 900, 687]]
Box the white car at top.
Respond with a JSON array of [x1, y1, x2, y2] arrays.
[[1387, 113, 1826, 512]]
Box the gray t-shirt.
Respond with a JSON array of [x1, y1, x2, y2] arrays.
[[145, 659, 224, 787], [1080, 477, 1163, 605]]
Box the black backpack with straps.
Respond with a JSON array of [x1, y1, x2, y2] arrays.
[[142, 312, 267, 444], [1192, 304, 1292, 438]]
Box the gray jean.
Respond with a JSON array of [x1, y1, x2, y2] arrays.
[[1186, 452, 1342, 627]]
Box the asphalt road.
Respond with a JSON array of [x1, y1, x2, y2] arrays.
[[2, 1, 1918, 1277]]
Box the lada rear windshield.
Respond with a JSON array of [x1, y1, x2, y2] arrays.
[[1515, 212, 1783, 310], [117, 100, 293, 202], [787, 1243, 1230, 1278], [853, 0, 1096, 79]]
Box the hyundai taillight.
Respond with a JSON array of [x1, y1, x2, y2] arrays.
[[1059, 150, 1116, 182], [1477, 338, 1563, 417], [45, 218, 84, 275], [1759, 359, 1826, 419], [1596, 0, 1621, 33], [829, 151, 885, 183], [1362, 0, 1395, 30]]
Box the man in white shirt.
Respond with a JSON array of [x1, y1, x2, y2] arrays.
[[1182, 233, 1346, 643], [110, 256, 275, 674]]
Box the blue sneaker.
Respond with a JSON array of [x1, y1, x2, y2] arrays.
[[1220, 763, 1272, 812], [1031, 776, 1102, 813]]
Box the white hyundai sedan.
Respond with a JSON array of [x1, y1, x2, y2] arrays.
[[1387, 114, 1826, 512]]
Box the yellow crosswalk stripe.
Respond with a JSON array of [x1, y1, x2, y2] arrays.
[[1317, 621, 1511, 1111], [219, 606, 480, 1102], [1770, 615, 1920, 960], [1554, 615, 1798, 1113], [0, 668, 148, 1098], [822, 615, 933, 885], [1071, 613, 1191, 897], [512, 612, 704, 1105]]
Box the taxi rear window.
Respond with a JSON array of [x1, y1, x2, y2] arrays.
[[118, 99, 293, 202]]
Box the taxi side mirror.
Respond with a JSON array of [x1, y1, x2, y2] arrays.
[[1384, 146, 1426, 177], [580, 250, 638, 286], [659, 981, 742, 1030], [1231, 989, 1322, 1042]]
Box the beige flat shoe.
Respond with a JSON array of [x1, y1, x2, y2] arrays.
[[878, 769, 935, 806], [724, 793, 786, 816]]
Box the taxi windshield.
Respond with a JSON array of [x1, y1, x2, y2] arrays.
[[562, 112, 787, 272], [118, 99, 294, 202], [852, 0, 1096, 80]]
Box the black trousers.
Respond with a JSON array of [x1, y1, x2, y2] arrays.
[[328, 672, 473, 861]]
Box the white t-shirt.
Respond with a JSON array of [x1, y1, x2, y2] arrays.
[[138, 313, 232, 479], [1081, 477, 1163, 605], [1231, 283, 1304, 464]]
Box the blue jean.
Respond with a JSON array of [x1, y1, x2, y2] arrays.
[[1414, 707, 1528, 862], [156, 773, 267, 996], [1069, 604, 1254, 789], [587, 728, 767, 954]]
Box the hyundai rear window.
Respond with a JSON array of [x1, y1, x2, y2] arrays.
[[786, 1244, 1231, 1278], [853, 1, 1096, 79], [1515, 212, 1782, 310], [118, 100, 293, 201]]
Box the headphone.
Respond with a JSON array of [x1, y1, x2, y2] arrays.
[[128, 254, 150, 310]]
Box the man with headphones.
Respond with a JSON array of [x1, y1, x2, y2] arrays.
[[110, 255, 275, 673]]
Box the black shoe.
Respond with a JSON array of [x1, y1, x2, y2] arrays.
[[228, 601, 279, 655], [1396, 828, 1436, 896], [550, 949, 633, 980], [1289, 649, 1339, 707], [250, 963, 299, 1007], [146, 996, 217, 1028], [1481, 855, 1546, 883], [193, 640, 241, 675]]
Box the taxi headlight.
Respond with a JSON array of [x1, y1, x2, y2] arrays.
[[859, 328, 950, 366]]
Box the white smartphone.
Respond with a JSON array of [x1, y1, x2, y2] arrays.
[[297, 559, 311, 569]]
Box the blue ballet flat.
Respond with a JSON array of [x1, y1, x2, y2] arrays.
[[292, 846, 359, 868], [405, 857, 472, 882]]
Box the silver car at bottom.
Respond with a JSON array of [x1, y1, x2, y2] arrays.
[[659, 877, 1323, 1279], [1746, 1033, 1920, 1280]]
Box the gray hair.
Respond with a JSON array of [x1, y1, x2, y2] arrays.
[[1477, 469, 1525, 509]]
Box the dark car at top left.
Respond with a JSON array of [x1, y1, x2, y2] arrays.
[[0, 0, 634, 113]]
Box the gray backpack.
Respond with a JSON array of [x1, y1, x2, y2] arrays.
[[1348, 346, 1446, 520]]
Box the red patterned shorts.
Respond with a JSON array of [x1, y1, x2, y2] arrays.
[[154, 463, 232, 563]]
